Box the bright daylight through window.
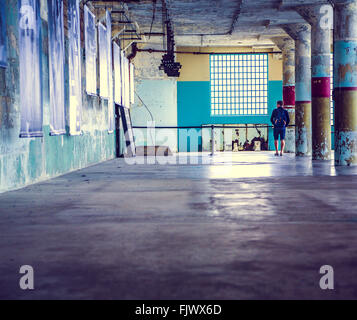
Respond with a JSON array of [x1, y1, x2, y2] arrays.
[[210, 54, 268, 116]]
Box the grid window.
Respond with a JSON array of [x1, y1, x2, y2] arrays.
[[210, 54, 268, 116]]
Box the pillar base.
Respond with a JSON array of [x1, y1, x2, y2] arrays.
[[311, 97, 331, 160], [334, 89, 357, 166], [284, 106, 295, 153], [295, 101, 312, 157]]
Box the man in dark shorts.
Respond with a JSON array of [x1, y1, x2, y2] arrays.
[[271, 100, 290, 156]]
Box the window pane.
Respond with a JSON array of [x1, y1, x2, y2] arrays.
[[210, 53, 268, 116]]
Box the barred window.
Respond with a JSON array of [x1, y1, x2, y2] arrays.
[[210, 54, 268, 116]]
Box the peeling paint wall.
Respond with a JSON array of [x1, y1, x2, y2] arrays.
[[334, 1, 357, 166], [130, 44, 178, 152], [297, 4, 332, 160], [0, 0, 115, 193], [283, 23, 312, 157], [130, 79, 178, 152]]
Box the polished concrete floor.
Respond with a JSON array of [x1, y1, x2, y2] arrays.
[[0, 152, 357, 300]]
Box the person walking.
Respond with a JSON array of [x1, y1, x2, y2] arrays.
[[271, 100, 290, 156]]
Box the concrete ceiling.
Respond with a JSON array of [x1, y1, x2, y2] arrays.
[[88, 0, 332, 48], [124, 0, 331, 47]]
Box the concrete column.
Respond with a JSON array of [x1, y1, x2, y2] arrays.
[[334, 1, 357, 166], [272, 37, 296, 153], [297, 5, 332, 160], [283, 24, 312, 157]]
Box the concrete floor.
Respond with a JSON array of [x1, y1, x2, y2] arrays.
[[0, 152, 357, 300]]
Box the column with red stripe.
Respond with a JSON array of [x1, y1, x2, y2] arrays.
[[297, 4, 333, 160], [334, 1, 357, 166], [283, 23, 312, 157]]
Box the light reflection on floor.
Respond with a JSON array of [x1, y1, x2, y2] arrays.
[[158, 151, 344, 178], [1, 150, 357, 299]]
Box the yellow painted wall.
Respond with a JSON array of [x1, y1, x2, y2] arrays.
[[176, 52, 210, 82], [268, 53, 283, 81], [177, 46, 283, 82]]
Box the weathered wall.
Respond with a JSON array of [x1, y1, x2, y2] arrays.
[[130, 79, 178, 152], [130, 44, 178, 152], [128, 46, 284, 153], [177, 46, 282, 82], [0, 0, 115, 193], [176, 46, 283, 151]]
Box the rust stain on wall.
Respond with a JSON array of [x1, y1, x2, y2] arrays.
[[338, 63, 353, 82]]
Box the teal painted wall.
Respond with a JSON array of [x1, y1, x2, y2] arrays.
[[177, 80, 283, 151], [0, 0, 115, 193], [130, 79, 178, 152]]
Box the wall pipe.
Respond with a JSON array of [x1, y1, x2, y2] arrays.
[[137, 49, 282, 55], [131, 125, 296, 129]]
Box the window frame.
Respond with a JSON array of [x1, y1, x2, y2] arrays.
[[209, 53, 269, 117]]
